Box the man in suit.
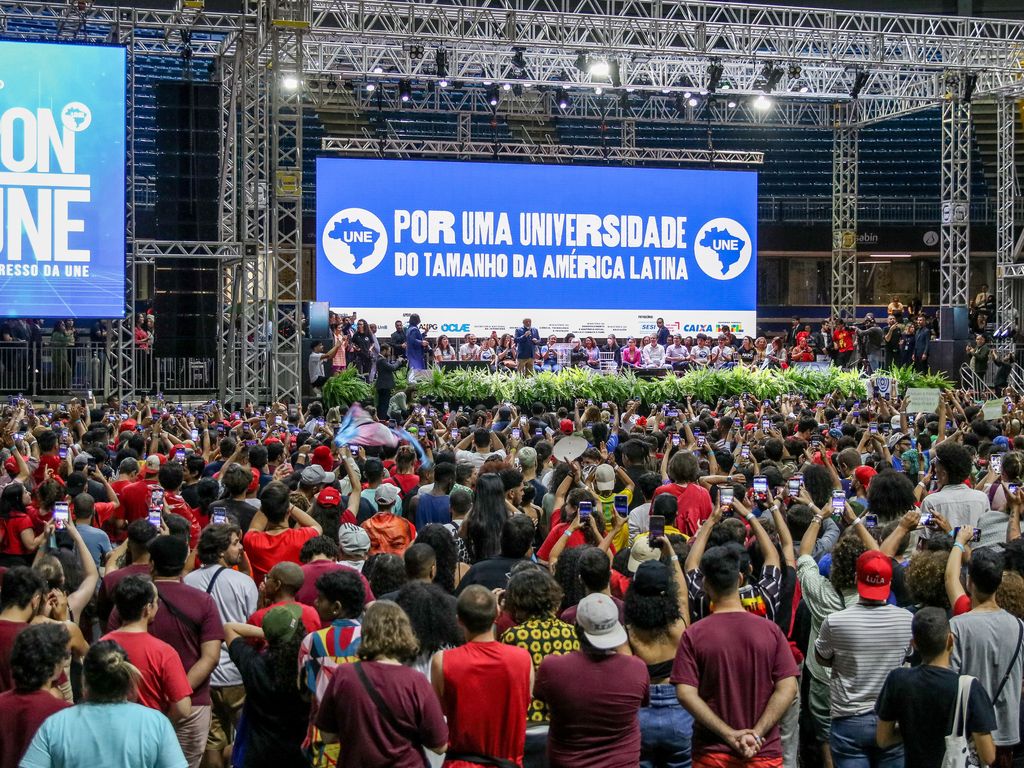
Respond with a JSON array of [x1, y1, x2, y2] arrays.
[[514, 318, 541, 374]]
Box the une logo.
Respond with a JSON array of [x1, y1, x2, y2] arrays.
[[692, 218, 753, 281], [321, 208, 388, 275]]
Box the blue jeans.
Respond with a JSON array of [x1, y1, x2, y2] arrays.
[[639, 683, 693, 768], [830, 712, 903, 768]]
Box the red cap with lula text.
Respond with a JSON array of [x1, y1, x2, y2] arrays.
[[856, 550, 892, 601]]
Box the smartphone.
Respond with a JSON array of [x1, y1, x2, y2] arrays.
[[614, 494, 629, 518], [667, 409, 679, 417], [191, 428, 200, 441], [150, 488, 165, 507], [740, 444, 750, 458], [696, 434, 706, 448], [211, 509, 228, 525], [86, 389, 93, 399], [451, 428, 460, 440], [259, 419, 267, 430], [424, 420, 433, 430], [602, 402, 609, 409], [147, 506, 162, 528], [831, 490, 846, 517], [919, 512, 936, 528], [1010, 483, 1020, 495], [761, 418, 771, 431], [811, 435, 822, 448], [954, 526, 982, 543], [245, 440, 257, 447], [535, 428, 543, 437], [649, 514, 665, 543], [13, 432, 23, 442], [946, 420, 953, 431], [174, 449, 185, 462], [512, 428, 521, 440], [992, 453, 1004, 475], [869, 422, 878, 434], [58, 446, 67, 459], [578, 501, 593, 521], [443, 401, 449, 412], [672, 433, 681, 447], [53, 501, 69, 531], [720, 486, 734, 509], [753, 475, 768, 501], [788, 474, 802, 498], [864, 513, 878, 528]]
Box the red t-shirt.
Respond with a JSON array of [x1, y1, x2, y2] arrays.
[[833, 328, 855, 353], [315, 661, 448, 768], [100, 630, 192, 713], [97, 563, 152, 630], [296, 561, 374, 607], [243, 527, 319, 586], [441, 642, 533, 766], [536, 520, 588, 563], [0, 619, 28, 692], [0, 689, 70, 766], [0, 512, 34, 556], [670, 611, 799, 759], [107, 580, 224, 706], [535, 651, 650, 766], [652, 483, 714, 536], [249, 599, 322, 637], [120, 479, 160, 524]]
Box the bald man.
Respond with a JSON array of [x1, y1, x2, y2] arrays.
[[247, 562, 322, 636]]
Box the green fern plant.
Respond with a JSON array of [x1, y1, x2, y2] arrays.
[[321, 368, 374, 408]]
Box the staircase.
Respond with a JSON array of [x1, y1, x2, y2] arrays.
[[972, 100, 1024, 200]]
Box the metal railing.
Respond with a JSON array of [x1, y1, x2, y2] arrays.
[[759, 196, 1023, 226], [0, 341, 219, 398], [960, 362, 994, 398]]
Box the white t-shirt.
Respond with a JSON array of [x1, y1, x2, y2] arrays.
[[183, 564, 259, 687], [308, 351, 326, 382], [456, 448, 507, 470]]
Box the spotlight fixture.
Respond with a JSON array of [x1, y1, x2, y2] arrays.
[[707, 61, 724, 93], [588, 59, 610, 79], [372, 65, 383, 74], [687, 96, 699, 107], [963, 73, 978, 103], [409, 44, 424, 59], [502, 82, 512, 91], [486, 84, 500, 107], [753, 94, 772, 110], [434, 47, 448, 78], [438, 78, 449, 88], [760, 63, 784, 93], [556, 87, 571, 110], [511, 48, 527, 71], [799, 85, 810, 93], [365, 82, 376, 92], [594, 86, 604, 95], [787, 64, 802, 79], [398, 79, 412, 102], [727, 98, 738, 108], [850, 71, 869, 99], [682, 90, 692, 99], [282, 75, 299, 91]]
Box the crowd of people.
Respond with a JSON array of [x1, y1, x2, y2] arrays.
[[3, 380, 1024, 767]]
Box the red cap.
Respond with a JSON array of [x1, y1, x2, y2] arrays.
[[121, 419, 137, 431], [559, 419, 574, 435], [853, 465, 877, 489], [247, 468, 260, 494], [264, 437, 281, 445], [312, 445, 334, 471], [317, 487, 341, 507], [3, 457, 17, 475], [856, 550, 893, 601]]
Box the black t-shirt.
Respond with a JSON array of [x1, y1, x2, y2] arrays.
[[737, 346, 757, 364], [180, 483, 200, 509], [228, 638, 309, 768], [773, 564, 797, 636], [456, 556, 523, 594], [876, 665, 996, 768], [210, 499, 258, 533]]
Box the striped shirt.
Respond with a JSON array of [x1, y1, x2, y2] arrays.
[[815, 601, 913, 718]]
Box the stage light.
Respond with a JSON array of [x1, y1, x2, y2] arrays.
[[365, 82, 376, 92], [707, 61, 723, 93], [754, 94, 772, 110], [502, 82, 512, 91], [556, 87, 571, 109], [727, 98, 738, 108], [963, 74, 978, 103], [682, 90, 692, 99], [511, 48, 527, 71], [850, 71, 869, 99], [760, 63, 784, 93], [409, 44, 424, 60], [486, 84, 500, 106], [434, 47, 448, 78], [589, 59, 610, 79], [438, 78, 449, 88], [799, 85, 809, 93], [594, 86, 604, 95], [372, 65, 383, 74], [399, 79, 412, 102], [687, 96, 699, 107], [282, 75, 299, 91]]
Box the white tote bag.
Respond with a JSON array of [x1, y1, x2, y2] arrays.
[[941, 675, 977, 768]]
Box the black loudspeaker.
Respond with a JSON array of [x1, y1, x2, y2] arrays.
[[939, 306, 969, 341], [153, 81, 220, 241], [152, 82, 221, 359]]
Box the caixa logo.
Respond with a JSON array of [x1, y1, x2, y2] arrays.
[[440, 323, 471, 333]]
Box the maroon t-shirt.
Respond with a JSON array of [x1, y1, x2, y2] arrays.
[[534, 651, 649, 767], [315, 661, 448, 768], [0, 619, 28, 693], [559, 596, 625, 627], [0, 688, 70, 765], [670, 610, 799, 759], [98, 563, 151, 629], [108, 580, 224, 706], [296, 561, 374, 607]]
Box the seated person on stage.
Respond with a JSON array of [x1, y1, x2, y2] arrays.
[[434, 335, 457, 363], [458, 334, 481, 361], [665, 335, 689, 371], [621, 337, 643, 369], [582, 337, 602, 369], [539, 346, 561, 373], [641, 337, 669, 368], [710, 336, 735, 368]]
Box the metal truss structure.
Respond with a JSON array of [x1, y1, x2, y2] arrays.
[[6, 0, 1024, 399], [831, 106, 859, 321], [939, 95, 972, 315], [996, 97, 1017, 341]]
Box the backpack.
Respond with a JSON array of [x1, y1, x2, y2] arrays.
[[361, 514, 416, 555]]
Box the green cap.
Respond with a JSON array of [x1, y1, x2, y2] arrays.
[[262, 603, 304, 644]]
